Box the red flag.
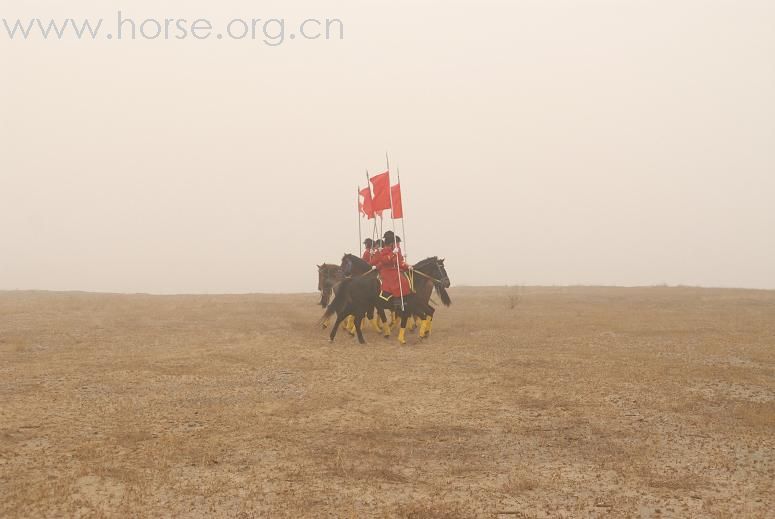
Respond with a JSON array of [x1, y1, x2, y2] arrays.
[[359, 187, 374, 219], [370, 171, 391, 212], [391, 183, 403, 219]]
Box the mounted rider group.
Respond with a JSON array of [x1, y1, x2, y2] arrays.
[[317, 230, 451, 345]]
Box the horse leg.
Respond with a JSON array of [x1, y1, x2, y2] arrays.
[[380, 306, 391, 338], [398, 309, 409, 345], [365, 307, 373, 328], [366, 306, 379, 333], [419, 306, 435, 339], [354, 310, 366, 345], [346, 315, 356, 336], [376, 307, 388, 330], [329, 313, 346, 342]]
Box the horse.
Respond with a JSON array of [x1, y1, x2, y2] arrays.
[[406, 257, 452, 338], [339, 254, 385, 334], [320, 274, 430, 345], [317, 263, 343, 308], [342, 253, 451, 337], [317, 263, 343, 328], [337, 253, 451, 343]]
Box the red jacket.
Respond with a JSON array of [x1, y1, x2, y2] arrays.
[[372, 246, 411, 297], [362, 249, 373, 263]]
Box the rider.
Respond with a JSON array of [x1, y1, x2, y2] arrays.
[[362, 238, 374, 262], [371, 231, 413, 343], [371, 231, 411, 299]]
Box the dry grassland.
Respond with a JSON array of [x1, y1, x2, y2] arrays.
[[1, 287, 773, 518]]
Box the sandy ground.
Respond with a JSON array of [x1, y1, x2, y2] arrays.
[[1, 287, 773, 518]]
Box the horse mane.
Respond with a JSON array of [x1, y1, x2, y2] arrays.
[[436, 285, 452, 307], [343, 254, 370, 270], [413, 256, 439, 270]]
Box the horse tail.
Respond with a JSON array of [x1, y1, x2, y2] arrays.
[[434, 284, 452, 307], [319, 279, 352, 324]]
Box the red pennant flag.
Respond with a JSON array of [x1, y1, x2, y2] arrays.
[[369, 171, 391, 212], [391, 183, 403, 219], [359, 187, 374, 219]]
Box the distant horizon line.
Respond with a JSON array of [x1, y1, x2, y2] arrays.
[[1, 283, 774, 297]]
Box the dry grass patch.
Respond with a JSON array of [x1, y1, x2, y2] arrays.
[[1, 287, 773, 517]]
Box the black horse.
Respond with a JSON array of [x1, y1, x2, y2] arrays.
[[319, 275, 382, 344], [317, 263, 343, 308], [323, 255, 430, 344], [340, 253, 452, 338], [339, 254, 386, 334], [406, 257, 452, 338]]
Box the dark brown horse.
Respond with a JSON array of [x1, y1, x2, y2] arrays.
[[317, 263, 343, 308], [317, 264, 343, 329]]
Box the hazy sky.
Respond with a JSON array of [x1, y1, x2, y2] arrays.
[[2, 0, 773, 293]]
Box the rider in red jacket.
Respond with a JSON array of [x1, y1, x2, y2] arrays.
[[373, 231, 411, 297], [361, 238, 374, 263]]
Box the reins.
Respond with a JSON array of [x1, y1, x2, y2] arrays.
[[346, 256, 445, 285], [412, 267, 443, 284]]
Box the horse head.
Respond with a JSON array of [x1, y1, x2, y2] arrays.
[[437, 258, 450, 288], [414, 256, 452, 306], [341, 253, 370, 277], [341, 254, 353, 277], [318, 263, 342, 291]]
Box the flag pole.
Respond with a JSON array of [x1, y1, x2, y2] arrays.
[[366, 170, 376, 242], [357, 185, 362, 256], [384, 153, 389, 241], [386, 152, 405, 311], [397, 166, 407, 261]]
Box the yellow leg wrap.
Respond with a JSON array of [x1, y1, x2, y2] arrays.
[[346, 316, 356, 335], [428, 317, 434, 333], [398, 328, 406, 345], [407, 317, 416, 331], [383, 321, 391, 337], [371, 318, 382, 332], [418, 319, 428, 338]]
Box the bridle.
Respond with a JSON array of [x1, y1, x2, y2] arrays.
[[412, 259, 448, 287]]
